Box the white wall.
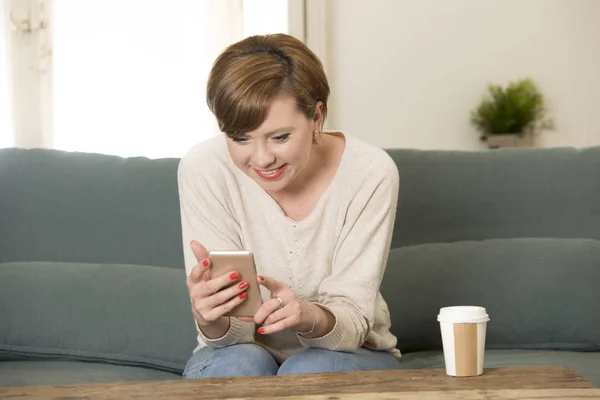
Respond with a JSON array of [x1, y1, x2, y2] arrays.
[[326, 0, 600, 150]]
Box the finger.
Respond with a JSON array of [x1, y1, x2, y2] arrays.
[[254, 297, 284, 325], [188, 241, 210, 284], [257, 275, 286, 294], [203, 279, 248, 309], [262, 306, 288, 327], [258, 315, 300, 335], [187, 260, 210, 284], [190, 240, 208, 263], [197, 270, 241, 298], [204, 291, 248, 321]]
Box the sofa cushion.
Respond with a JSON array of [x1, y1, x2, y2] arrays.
[[382, 238, 600, 353], [398, 349, 600, 387], [386, 146, 600, 248], [0, 360, 180, 386], [0, 148, 184, 268], [0, 261, 197, 373]]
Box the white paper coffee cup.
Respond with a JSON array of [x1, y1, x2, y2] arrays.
[[437, 306, 490, 377]]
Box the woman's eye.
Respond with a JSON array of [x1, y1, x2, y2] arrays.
[[232, 136, 248, 144], [274, 133, 290, 142]]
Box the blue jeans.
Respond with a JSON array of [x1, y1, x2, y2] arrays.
[[182, 343, 401, 378]]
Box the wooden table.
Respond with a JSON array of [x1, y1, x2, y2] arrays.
[[1, 366, 598, 400]]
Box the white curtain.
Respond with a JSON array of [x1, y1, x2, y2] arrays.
[[2, 0, 299, 158], [0, 1, 13, 148], [52, 0, 288, 158]]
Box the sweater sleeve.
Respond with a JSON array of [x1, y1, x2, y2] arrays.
[[297, 157, 399, 352], [177, 150, 256, 348]]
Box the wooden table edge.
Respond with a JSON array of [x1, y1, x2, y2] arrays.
[[0, 365, 596, 399], [230, 388, 600, 399]]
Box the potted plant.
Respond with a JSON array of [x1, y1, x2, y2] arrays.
[[470, 78, 553, 149]]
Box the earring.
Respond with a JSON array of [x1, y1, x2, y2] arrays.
[[312, 130, 319, 142]]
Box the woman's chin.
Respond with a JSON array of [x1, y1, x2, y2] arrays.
[[255, 174, 294, 194], [257, 179, 288, 193]]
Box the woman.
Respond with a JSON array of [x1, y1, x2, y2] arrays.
[[178, 33, 401, 378]]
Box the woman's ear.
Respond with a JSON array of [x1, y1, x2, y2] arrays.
[[313, 101, 323, 127]]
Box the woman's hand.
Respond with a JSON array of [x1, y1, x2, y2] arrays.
[[186, 241, 249, 338], [252, 275, 321, 336]]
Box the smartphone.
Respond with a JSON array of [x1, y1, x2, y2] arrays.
[[207, 250, 263, 318]]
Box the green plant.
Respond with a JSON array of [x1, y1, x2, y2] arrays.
[[470, 78, 551, 138]]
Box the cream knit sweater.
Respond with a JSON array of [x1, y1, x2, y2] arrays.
[[177, 133, 401, 362]]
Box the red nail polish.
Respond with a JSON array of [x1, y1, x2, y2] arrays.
[[239, 292, 247, 299], [229, 272, 239, 280], [258, 275, 264, 281], [202, 259, 209, 267], [257, 327, 265, 334], [238, 281, 248, 289]]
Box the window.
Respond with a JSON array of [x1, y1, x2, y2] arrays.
[[51, 0, 288, 158]]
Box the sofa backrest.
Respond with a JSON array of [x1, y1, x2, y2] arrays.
[[3, 145, 600, 267], [387, 145, 600, 248], [0, 148, 185, 268]]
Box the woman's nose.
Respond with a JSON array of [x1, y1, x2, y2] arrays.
[[252, 145, 276, 169]]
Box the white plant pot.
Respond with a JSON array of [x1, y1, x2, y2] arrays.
[[483, 133, 535, 149]]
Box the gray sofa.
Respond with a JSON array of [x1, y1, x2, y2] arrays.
[[1, 144, 599, 387]]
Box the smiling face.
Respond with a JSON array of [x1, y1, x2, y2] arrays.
[[207, 34, 330, 193], [226, 93, 321, 194]]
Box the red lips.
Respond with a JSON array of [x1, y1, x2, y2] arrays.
[[253, 164, 288, 180]]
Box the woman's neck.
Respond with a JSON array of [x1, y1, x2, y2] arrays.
[[273, 133, 334, 198]]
